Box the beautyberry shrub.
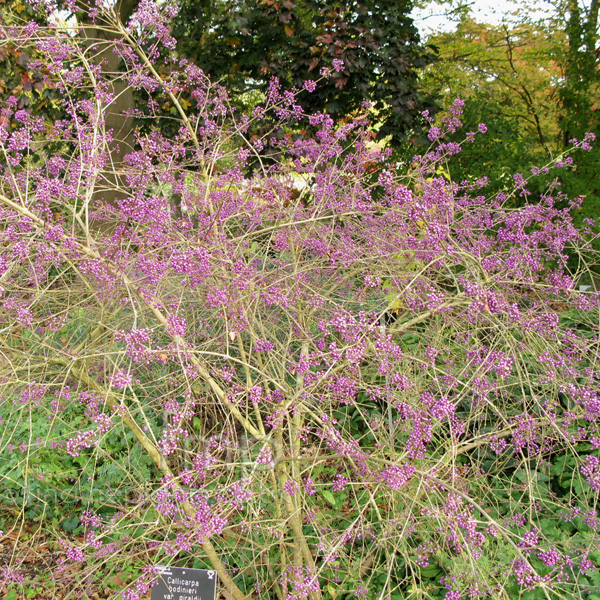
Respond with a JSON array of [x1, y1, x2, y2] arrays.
[[1, 4, 599, 600]]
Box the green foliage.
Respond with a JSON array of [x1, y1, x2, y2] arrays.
[[0, 319, 157, 521]]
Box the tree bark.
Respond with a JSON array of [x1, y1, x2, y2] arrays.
[[77, 0, 140, 225]]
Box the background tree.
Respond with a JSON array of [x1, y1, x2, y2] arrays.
[[557, 0, 599, 145], [555, 0, 599, 232], [2, 0, 437, 195], [171, 0, 438, 144], [420, 4, 599, 237], [421, 17, 562, 180]]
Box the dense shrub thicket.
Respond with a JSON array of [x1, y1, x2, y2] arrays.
[[1, 3, 600, 600]]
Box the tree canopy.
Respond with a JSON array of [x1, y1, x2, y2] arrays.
[[172, 0, 437, 143], [419, 2, 599, 231]]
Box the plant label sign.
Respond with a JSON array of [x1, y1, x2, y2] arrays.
[[151, 566, 217, 600]]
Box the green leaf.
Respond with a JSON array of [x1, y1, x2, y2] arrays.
[[61, 516, 80, 532], [521, 590, 545, 600], [322, 490, 336, 506], [419, 564, 442, 578]]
